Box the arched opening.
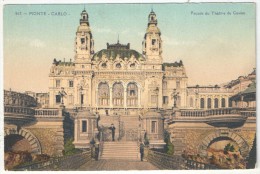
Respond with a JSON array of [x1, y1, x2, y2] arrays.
[[214, 98, 219, 108], [98, 82, 109, 106], [207, 98, 212, 109], [207, 137, 240, 155], [113, 82, 124, 106], [221, 98, 226, 108], [127, 82, 138, 107], [199, 131, 249, 169], [5, 134, 32, 153], [200, 98, 205, 109]]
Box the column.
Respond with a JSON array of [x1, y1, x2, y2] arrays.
[[124, 89, 127, 108], [110, 87, 113, 107], [218, 96, 221, 108], [138, 88, 141, 108], [205, 97, 207, 110], [95, 89, 98, 108]]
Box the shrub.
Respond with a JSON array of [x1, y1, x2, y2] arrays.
[[63, 138, 82, 156]]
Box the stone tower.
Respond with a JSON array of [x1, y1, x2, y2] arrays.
[[74, 9, 94, 108], [74, 9, 94, 69], [142, 10, 163, 65]]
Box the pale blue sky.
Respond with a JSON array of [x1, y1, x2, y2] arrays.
[[4, 3, 255, 92]]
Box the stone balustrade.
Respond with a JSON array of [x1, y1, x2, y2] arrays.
[[240, 110, 256, 117], [180, 108, 245, 117], [4, 106, 35, 115], [34, 109, 62, 117]]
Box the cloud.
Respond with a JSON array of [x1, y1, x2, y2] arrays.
[[29, 39, 46, 48]]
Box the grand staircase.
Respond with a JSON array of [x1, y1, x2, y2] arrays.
[[100, 141, 140, 161]]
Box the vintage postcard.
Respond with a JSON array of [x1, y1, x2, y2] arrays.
[[2, 2, 257, 171]]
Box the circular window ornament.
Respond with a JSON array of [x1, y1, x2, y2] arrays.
[[116, 63, 121, 69], [130, 63, 135, 68], [101, 63, 107, 68]]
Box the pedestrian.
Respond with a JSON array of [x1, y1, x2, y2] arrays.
[[109, 124, 116, 141], [140, 142, 144, 161]]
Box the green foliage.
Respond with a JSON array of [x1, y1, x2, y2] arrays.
[[63, 138, 82, 156], [164, 130, 174, 155], [144, 136, 149, 146], [224, 143, 235, 153]]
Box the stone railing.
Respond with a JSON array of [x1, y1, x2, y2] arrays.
[[146, 149, 218, 170], [180, 108, 242, 118], [4, 106, 35, 115], [185, 159, 219, 169], [34, 108, 62, 117], [146, 149, 185, 170], [240, 110, 256, 117], [14, 151, 91, 171]]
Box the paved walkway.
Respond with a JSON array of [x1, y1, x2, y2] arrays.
[[79, 159, 159, 170]]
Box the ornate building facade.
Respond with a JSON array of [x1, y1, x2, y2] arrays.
[[48, 9, 188, 111]]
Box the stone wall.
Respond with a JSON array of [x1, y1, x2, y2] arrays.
[[26, 127, 64, 156]]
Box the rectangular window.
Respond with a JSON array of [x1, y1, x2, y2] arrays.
[[82, 120, 87, 132], [176, 81, 180, 89], [69, 80, 73, 87], [56, 95, 61, 104], [81, 94, 84, 104], [151, 95, 158, 104], [81, 38, 85, 44], [152, 39, 156, 45], [56, 80, 60, 88], [151, 121, 157, 133], [163, 96, 168, 104]]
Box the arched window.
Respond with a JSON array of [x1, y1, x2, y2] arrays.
[[98, 82, 109, 106], [127, 83, 138, 107], [221, 98, 226, 108], [214, 98, 219, 108], [207, 98, 211, 109], [190, 97, 193, 107], [200, 98, 205, 109], [113, 83, 124, 106]]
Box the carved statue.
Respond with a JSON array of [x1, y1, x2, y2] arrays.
[[171, 89, 179, 108], [58, 87, 67, 105]]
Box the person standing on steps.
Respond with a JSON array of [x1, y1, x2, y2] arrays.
[[140, 142, 145, 161], [109, 124, 116, 141]]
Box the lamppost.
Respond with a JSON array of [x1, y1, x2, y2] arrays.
[[171, 88, 179, 108]]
